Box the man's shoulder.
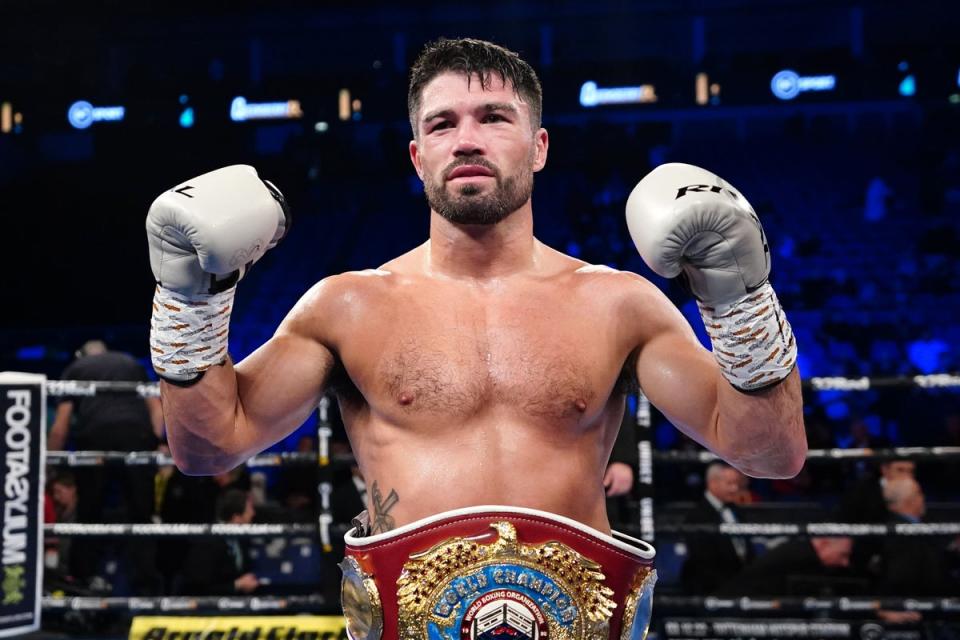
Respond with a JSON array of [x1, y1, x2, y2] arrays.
[[294, 269, 397, 313], [563, 259, 666, 303]]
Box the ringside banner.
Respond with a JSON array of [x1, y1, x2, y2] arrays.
[[0, 372, 45, 637], [129, 615, 348, 640]]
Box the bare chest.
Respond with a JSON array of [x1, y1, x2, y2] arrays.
[[353, 298, 621, 422]]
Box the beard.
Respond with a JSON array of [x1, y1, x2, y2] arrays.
[[424, 155, 534, 225]]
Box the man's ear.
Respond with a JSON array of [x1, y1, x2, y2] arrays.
[[409, 139, 424, 180], [533, 127, 549, 173]]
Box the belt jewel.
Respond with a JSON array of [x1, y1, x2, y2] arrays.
[[397, 521, 616, 640]]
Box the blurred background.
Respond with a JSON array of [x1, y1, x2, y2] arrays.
[[2, 0, 959, 637]]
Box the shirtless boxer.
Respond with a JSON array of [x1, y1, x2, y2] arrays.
[[148, 38, 804, 640]]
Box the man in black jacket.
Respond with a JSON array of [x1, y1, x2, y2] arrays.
[[713, 536, 854, 596], [680, 462, 752, 594], [880, 476, 954, 595], [49, 340, 164, 593], [180, 489, 260, 595]]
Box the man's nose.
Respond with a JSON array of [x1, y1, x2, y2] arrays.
[[453, 120, 485, 156]]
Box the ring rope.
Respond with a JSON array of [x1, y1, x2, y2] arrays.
[[43, 450, 340, 467], [39, 594, 959, 614], [42, 594, 327, 613], [45, 379, 160, 398], [45, 522, 323, 537], [655, 595, 960, 614], [648, 521, 960, 537], [46, 520, 960, 539], [652, 446, 960, 464]]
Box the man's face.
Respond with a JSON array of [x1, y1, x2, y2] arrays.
[[897, 479, 926, 519], [708, 468, 742, 504], [905, 487, 926, 519], [814, 537, 852, 568], [52, 483, 76, 510], [409, 71, 548, 225], [882, 461, 915, 481]]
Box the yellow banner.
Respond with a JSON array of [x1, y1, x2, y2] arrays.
[[129, 616, 347, 640]]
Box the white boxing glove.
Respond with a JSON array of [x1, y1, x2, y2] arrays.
[[625, 162, 768, 306], [146, 164, 289, 296], [146, 165, 290, 382], [626, 163, 796, 391]]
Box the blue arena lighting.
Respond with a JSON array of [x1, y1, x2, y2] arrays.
[[67, 101, 94, 129], [179, 107, 194, 128], [15, 346, 45, 361], [771, 70, 836, 101], [67, 100, 125, 129], [899, 75, 916, 97]]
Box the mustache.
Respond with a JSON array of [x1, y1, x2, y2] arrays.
[[442, 156, 500, 181]]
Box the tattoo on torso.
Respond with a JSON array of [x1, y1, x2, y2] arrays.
[[370, 481, 399, 534]]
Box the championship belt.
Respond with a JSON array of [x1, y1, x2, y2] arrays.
[[340, 506, 656, 640]]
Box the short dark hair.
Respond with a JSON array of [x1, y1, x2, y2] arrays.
[[215, 489, 250, 522], [407, 37, 543, 135]]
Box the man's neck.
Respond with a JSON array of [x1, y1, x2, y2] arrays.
[[426, 206, 539, 279]]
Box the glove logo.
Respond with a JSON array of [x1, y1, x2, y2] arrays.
[[675, 184, 740, 201], [172, 185, 195, 198]]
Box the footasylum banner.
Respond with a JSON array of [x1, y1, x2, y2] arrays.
[[0, 373, 45, 637]]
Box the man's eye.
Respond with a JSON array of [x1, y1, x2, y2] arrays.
[[431, 121, 452, 131], [484, 113, 506, 122]]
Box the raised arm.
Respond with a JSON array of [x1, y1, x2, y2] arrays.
[[631, 281, 804, 478], [625, 163, 806, 478], [146, 165, 333, 474], [161, 284, 337, 474]]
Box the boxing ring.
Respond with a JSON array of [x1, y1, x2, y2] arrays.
[[5, 372, 960, 638]]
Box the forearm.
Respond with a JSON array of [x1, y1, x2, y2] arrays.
[[162, 360, 249, 475], [714, 368, 806, 478]]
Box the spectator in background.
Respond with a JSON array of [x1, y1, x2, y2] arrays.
[[839, 458, 916, 581], [879, 476, 955, 595], [158, 463, 252, 588], [714, 537, 854, 596], [180, 489, 260, 596], [48, 339, 163, 594], [276, 434, 320, 522], [836, 416, 891, 482], [45, 472, 79, 580], [836, 417, 889, 451], [840, 459, 915, 524], [680, 462, 753, 594]]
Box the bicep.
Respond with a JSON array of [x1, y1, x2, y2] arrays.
[[632, 293, 723, 452], [232, 327, 336, 454], [230, 278, 344, 455]]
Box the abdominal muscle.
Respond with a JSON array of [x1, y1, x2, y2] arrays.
[[342, 405, 624, 535]]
